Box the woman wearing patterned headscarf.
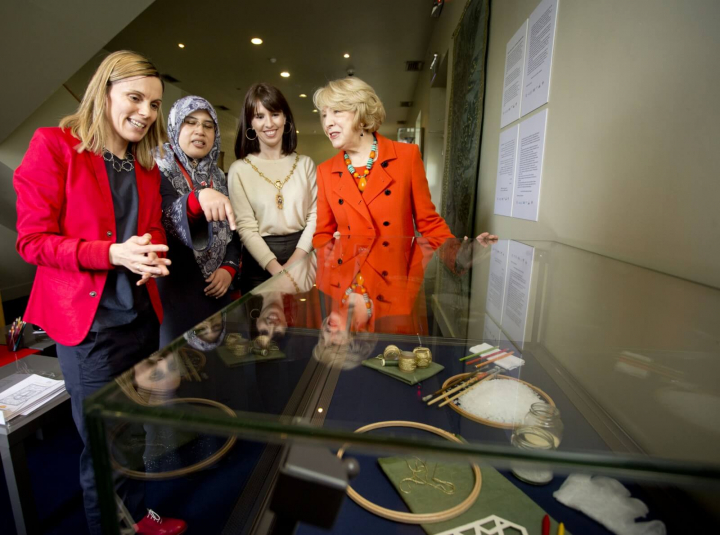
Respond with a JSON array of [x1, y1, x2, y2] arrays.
[[155, 95, 242, 345]]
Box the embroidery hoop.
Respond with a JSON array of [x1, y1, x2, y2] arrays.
[[336, 420, 482, 524], [111, 371, 237, 480]]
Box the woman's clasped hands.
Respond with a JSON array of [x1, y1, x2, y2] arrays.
[[108, 233, 172, 285]]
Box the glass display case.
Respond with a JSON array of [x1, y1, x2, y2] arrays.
[[85, 237, 720, 534]]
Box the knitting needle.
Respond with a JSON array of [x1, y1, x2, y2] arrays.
[[474, 351, 514, 369], [439, 368, 502, 407], [426, 372, 488, 406], [421, 368, 485, 402], [465, 348, 511, 366], [459, 346, 498, 361]]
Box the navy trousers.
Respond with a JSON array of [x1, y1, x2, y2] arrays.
[[57, 313, 159, 535]]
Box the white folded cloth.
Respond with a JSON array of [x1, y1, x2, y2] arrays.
[[554, 474, 666, 535]]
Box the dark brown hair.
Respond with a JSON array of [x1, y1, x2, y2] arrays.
[[235, 83, 297, 159]]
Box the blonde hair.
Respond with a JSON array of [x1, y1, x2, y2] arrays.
[[59, 50, 166, 169], [313, 77, 385, 133]]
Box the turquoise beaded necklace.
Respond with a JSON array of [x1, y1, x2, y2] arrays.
[[344, 134, 378, 192]]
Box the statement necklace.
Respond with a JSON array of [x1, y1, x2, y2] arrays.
[[344, 134, 378, 192], [103, 149, 135, 173], [244, 153, 300, 209], [341, 272, 373, 319]]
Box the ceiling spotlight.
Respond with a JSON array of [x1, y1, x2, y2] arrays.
[[251, 38, 263, 45], [343, 53, 350, 58], [280, 71, 290, 78], [178, 43, 185, 49], [296, 130, 300, 134], [299, 93, 307, 98], [312, 109, 318, 113]]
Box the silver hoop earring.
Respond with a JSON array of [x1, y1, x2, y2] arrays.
[[284, 122, 293, 135], [245, 128, 257, 141]]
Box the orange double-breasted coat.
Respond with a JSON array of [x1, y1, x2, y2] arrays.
[[312, 133, 453, 249]]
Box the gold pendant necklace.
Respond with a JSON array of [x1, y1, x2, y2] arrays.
[[244, 153, 300, 209]]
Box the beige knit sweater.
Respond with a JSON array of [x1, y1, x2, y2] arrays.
[[228, 152, 317, 268]]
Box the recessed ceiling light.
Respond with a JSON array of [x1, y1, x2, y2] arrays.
[[280, 71, 290, 78], [299, 93, 307, 98], [178, 43, 185, 49], [343, 53, 350, 58], [251, 38, 263, 45], [312, 109, 317, 113]]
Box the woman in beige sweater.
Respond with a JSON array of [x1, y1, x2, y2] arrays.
[[228, 83, 317, 295]]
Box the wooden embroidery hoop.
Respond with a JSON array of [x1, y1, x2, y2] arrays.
[[336, 420, 482, 524], [442, 373, 555, 430], [112, 369, 237, 480]]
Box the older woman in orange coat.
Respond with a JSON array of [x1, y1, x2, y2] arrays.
[[312, 77, 496, 247], [312, 77, 496, 334]]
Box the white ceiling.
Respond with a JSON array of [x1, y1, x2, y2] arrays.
[[0, 0, 154, 143], [105, 0, 438, 139]]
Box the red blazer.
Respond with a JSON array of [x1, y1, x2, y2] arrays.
[[312, 133, 453, 248], [14, 128, 165, 346]]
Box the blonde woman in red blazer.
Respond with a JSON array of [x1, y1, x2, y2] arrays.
[[14, 51, 185, 535]]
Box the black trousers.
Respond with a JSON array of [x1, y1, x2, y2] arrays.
[[239, 230, 302, 295], [56, 313, 159, 535]]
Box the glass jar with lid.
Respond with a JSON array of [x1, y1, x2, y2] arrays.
[[522, 402, 564, 447], [510, 402, 564, 484]]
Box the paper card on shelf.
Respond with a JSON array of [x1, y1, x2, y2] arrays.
[[486, 240, 510, 321], [0, 374, 65, 424], [494, 127, 519, 216], [501, 21, 528, 128], [513, 109, 548, 221], [501, 241, 535, 348], [521, 0, 559, 116]]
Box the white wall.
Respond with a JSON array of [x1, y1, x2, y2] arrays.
[[476, 0, 720, 288]]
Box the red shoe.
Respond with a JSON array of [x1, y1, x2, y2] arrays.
[[134, 509, 187, 535]]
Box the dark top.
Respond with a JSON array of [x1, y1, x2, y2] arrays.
[[156, 176, 242, 346], [91, 155, 150, 331]]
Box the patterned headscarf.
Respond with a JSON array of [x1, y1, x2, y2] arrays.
[[155, 96, 232, 277]]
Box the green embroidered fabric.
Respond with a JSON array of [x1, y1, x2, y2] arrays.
[[378, 457, 568, 535], [362, 357, 444, 385]]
